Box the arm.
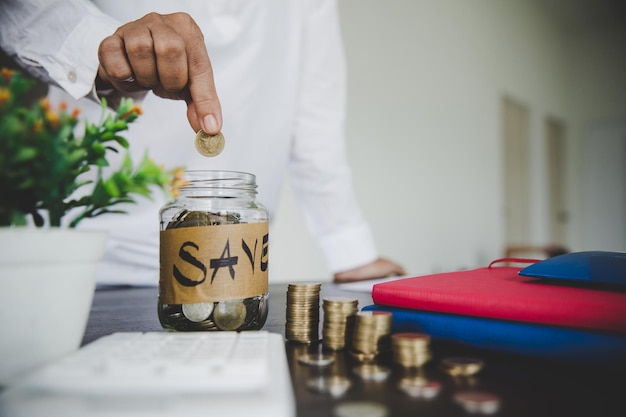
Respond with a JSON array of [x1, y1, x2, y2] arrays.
[[0, 0, 119, 99], [290, 0, 405, 281], [0, 1, 221, 133]]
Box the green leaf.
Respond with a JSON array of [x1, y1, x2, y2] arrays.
[[14, 147, 37, 162], [103, 178, 120, 197], [113, 135, 129, 148]]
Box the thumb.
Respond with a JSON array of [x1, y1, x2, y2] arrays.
[[185, 51, 222, 134], [186, 93, 222, 135]]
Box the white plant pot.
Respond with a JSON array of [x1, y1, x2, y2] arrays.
[[0, 228, 107, 386]]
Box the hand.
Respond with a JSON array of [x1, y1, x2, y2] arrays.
[[333, 257, 407, 283], [96, 12, 222, 134]]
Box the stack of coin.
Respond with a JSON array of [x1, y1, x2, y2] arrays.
[[285, 282, 322, 344], [322, 296, 359, 351], [350, 311, 393, 362], [391, 332, 432, 368]]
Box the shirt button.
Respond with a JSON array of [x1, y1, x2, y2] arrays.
[[67, 70, 77, 83]]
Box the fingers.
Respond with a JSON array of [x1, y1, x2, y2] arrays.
[[332, 258, 407, 283], [97, 12, 222, 133], [98, 34, 144, 92], [178, 17, 222, 134]]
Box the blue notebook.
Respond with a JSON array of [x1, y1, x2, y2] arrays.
[[519, 251, 626, 287], [363, 305, 626, 368]]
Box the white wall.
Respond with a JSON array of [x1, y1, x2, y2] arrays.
[[269, 0, 625, 282], [565, 27, 626, 251]]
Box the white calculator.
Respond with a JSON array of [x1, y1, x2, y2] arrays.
[[0, 331, 295, 417]]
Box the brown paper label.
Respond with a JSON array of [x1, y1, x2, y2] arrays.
[[159, 222, 269, 304]]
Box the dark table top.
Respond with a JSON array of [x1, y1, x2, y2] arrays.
[[84, 284, 623, 417]]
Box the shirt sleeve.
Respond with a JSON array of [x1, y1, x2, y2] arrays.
[[0, 0, 120, 99], [289, 0, 379, 273]]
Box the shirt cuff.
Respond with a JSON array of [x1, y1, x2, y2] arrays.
[[51, 12, 119, 99], [318, 223, 379, 273]]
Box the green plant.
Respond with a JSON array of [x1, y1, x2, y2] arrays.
[[0, 67, 182, 228]]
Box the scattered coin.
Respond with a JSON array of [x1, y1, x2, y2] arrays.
[[213, 299, 247, 330], [334, 401, 389, 417], [441, 357, 484, 377], [453, 391, 501, 414], [297, 353, 335, 367], [181, 302, 214, 322], [195, 130, 225, 157]]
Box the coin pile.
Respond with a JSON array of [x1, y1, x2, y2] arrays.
[[285, 282, 322, 344], [350, 311, 393, 362], [391, 332, 432, 368], [195, 129, 225, 157], [322, 296, 359, 351]]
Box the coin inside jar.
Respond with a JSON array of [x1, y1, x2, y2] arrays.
[[195, 130, 225, 157], [182, 302, 214, 322], [213, 299, 247, 330]]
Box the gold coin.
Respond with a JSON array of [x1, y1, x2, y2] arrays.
[[195, 130, 225, 157], [441, 357, 484, 376], [213, 300, 246, 330]]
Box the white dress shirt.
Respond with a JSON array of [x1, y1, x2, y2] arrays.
[[0, 0, 378, 284]]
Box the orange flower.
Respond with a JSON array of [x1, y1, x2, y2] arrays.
[[0, 87, 10, 108], [71, 108, 81, 118], [0, 68, 15, 83], [59, 101, 68, 111], [169, 167, 188, 197], [120, 105, 143, 120], [45, 110, 60, 129], [40, 98, 51, 111]]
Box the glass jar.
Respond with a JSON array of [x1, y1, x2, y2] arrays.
[[159, 170, 269, 331]]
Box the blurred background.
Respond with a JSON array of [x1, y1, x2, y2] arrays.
[[271, 0, 626, 281]]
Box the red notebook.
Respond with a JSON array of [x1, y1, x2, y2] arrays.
[[372, 259, 626, 334]]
